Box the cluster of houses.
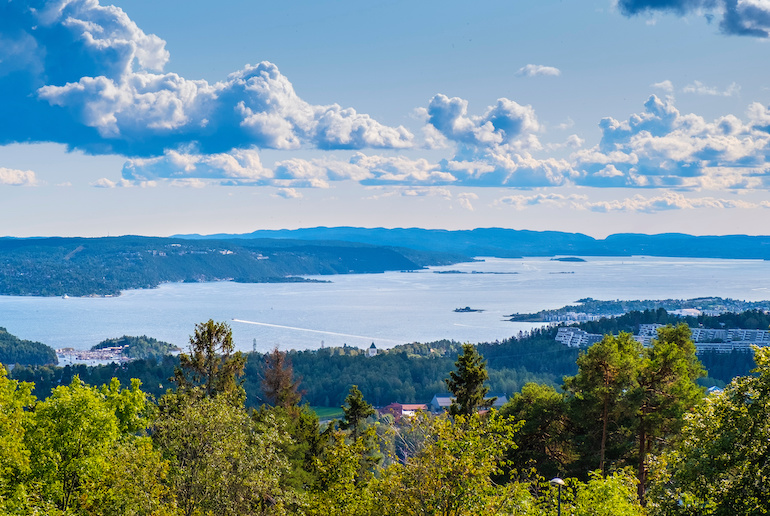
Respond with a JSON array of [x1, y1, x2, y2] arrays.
[[378, 393, 508, 421], [555, 324, 770, 353], [56, 345, 131, 364]]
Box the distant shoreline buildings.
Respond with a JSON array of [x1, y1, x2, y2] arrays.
[[556, 323, 770, 353]]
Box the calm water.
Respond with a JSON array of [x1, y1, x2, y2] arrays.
[[1, 256, 768, 353]]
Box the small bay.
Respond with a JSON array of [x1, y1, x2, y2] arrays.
[[0, 256, 768, 354]]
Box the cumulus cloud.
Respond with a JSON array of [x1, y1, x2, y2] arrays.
[[573, 94, 770, 189], [274, 188, 303, 199], [651, 80, 675, 93], [91, 177, 131, 188], [682, 80, 740, 96], [427, 94, 540, 148], [617, 0, 770, 38], [516, 64, 562, 77], [457, 192, 478, 210], [123, 148, 274, 185], [0, 167, 37, 186], [0, 0, 413, 156], [584, 192, 768, 212], [495, 193, 588, 210]]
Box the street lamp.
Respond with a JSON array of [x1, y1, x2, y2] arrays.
[[550, 477, 565, 516]]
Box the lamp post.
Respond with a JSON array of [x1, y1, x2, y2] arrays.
[[550, 477, 565, 516]]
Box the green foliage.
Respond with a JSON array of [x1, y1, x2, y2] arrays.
[[499, 382, 574, 480], [532, 470, 645, 516], [174, 319, 246, 399], [261, 346, 303, 408], [22, 375, 151, 513], [0, 364, 35, 512], [305, 429, 376, 516], [648, 346, 770, 515], [0, 236, 451, 296], [634, 324, 705, 498], [564, 333, 643, 474], [445, 343, 494, 417], [154, 392, 293, 516], [341, 385, 375, 439], [374, 412, 528, 516], [0, 327, 57, 367]]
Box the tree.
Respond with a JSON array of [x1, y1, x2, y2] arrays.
[[564, 333, 642, 475], [341, 385, 375, 442], [632, 324, 704, 501], [153, 394, 292, 516], [173, 319, 246, 399], [374, 412, 529, 516], [445, 343, 495, 417], [261, 346, 303, 408], [648, 346, 770, 515], [23, 376, 150, 512], [0, 364, 35, 511], [499, 382, 575, 480]]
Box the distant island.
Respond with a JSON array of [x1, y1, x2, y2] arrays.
[[551, 256, 586, 262], [454, 306, 484, 313]]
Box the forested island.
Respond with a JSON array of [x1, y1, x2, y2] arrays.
[[0, 236, 467, 297]]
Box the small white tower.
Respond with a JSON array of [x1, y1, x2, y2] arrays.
[[367, 342, 377, 357]]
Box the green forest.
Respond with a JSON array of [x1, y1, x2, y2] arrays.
[[3, 319, 769, 515], [0, 236, 465, 296]]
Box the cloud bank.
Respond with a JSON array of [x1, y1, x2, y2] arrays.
[[0, 0, 413, 156], [618, 0, 770, 38]]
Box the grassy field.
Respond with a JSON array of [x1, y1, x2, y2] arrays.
[[311, 406, 345, 420]]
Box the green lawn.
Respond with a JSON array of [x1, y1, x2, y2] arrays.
[[311, 406, 345, 420]]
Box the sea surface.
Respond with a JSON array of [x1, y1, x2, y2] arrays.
[[1, 256, 769, 354]]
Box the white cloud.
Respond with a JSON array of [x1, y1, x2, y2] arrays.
[[427, 94, 540, 148], [574, 95, 770, 189], [0, 167, 37, 186], [584, 192, 768, 213], [651, 80, 674, 93], [91, 177, 131, 188], [123, 148, 274, 185], [682, 80, 740, 97], [457, 192, 478, 211], [516, 64, 562, 77], [494, 193, 587, 210], [274, 188, 303, 199], [2, 0, 414, 156]]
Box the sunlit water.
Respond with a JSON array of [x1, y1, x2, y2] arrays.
[[1, 256, 768, 354]]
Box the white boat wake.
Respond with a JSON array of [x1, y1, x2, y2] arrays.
[[231, 318, 403, 345]]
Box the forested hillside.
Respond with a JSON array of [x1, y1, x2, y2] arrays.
[[0, 327, 57, 366], [0, 236, 467, 296], [179, 226, 770, 260]]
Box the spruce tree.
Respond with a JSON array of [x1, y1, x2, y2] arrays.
[[445, 343, 495, 417]]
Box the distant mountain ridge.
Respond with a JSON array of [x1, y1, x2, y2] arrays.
[[174, 227, 770, 260]]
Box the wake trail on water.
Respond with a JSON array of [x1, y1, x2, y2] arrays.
[[231, 319, 403, 345]]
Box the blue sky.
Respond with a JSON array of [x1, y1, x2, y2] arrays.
[[2, 0, 770, 237]]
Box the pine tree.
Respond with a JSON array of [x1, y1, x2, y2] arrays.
[[261, 346, 303, 408], [173, 319, 246, 400], [445, 343, 495, 417]]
